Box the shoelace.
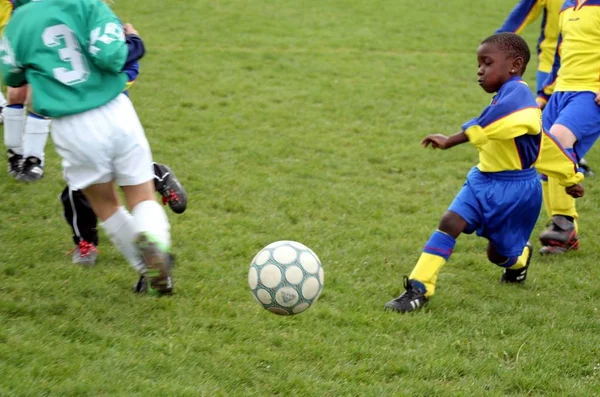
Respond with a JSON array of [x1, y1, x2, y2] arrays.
[[66, 241, 98, 257], [161, 189, 180, 205], [78, 241, 98, 257]]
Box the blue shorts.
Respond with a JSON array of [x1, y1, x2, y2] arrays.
[[542, 91, 600, 159], [536, 70, 549, 94], [448, 167, 542, 257]]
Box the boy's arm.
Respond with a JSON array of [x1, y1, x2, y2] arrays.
[[422, 132, 468, 150], [461, 84, 541, 148], [496, 0, 543, 34], [535, 131, 584, 187], [0, 36, 26, 87], [537, 33, 561, 107], [87, 1, 128, 73]]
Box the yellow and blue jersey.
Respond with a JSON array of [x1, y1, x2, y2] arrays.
[[497, 0, 563, 74], [540, 0, 600, 98], [0, 0, 14, 36], [462, 77, 542, 172], [462, 76, 583, 186]]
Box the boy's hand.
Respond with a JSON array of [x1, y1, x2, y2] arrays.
[[595, 90, 600, 106], [422, 134, 449, 150], [123, 23, 138, 36], [566, 183, 584, 198]]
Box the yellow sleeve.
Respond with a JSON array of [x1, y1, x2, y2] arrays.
[[535, 132, 584, 186], [0, 2, 12, 36], [464, 107, 541, 148]]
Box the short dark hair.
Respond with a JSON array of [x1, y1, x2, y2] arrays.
[[481, 32, 531, 67]]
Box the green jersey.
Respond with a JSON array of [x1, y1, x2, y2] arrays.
[[0, 0, 128, 117]]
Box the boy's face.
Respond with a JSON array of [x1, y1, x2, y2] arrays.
[[476, 42, 520, 93]]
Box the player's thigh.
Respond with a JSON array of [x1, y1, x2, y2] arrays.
[[110, 95, 154, 188], [51, 110, 115, 190], [555, 92, 600, 158]]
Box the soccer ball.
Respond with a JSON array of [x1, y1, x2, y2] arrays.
[[248, 240, 324, 315]]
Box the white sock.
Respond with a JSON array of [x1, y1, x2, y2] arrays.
[[100, 207, 145, 273], [0, 90, 7, 108], [23, 115, 51, 165], [3, 106, 26, 154], [131, 200, 171, 250]]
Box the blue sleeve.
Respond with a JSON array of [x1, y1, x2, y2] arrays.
[[496, 0, 541, 34], [122, 34, 144, 81]]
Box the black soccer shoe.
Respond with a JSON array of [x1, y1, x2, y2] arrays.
[[501, 242, 532, 284], [538, 215, 579, 255], [153, 163, 187, 214], [384, 276, 428, 313], [16, 156, 43, 182], [133, 234, 174, 296], [7, 149, 23, 178]]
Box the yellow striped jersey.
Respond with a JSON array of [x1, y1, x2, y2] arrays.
[[497, 0, 563, 73], [463, 76, 583, 185], [540, 0, 600, 97]]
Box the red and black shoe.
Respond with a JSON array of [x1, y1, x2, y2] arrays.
[[539, 215, 579, 255], [153, 163, 187, 214]]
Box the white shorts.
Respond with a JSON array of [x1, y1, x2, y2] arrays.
[[51, 94, 154, 190]]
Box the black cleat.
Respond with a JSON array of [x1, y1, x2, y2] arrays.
[[501, 242, 532, 283], [7, 149, 23, 178], [153, 163, 187, 214], [16, 156, 43, 182], [538, 215, 579, 255], [384, 276, 428, 313], [134, 233, 174, 296]]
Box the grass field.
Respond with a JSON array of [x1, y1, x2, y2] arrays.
[[2, 0, 600, 395]]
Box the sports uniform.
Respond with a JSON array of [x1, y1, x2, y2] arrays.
[[535, 0, 600, 253], [496, 0, 564, 93], [1, 0, 176, 295]]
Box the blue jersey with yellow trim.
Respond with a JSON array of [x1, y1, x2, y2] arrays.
[[497, 0, 563, 73], [540, 0, 600, 97], [462, 77, 542, 173]]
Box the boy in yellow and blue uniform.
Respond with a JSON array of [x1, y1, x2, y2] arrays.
[[496, 0, 564, 94], [535, 0, 600, 254], [384, 33, 584, 313]]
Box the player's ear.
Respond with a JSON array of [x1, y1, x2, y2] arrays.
[[511, 57, 524, 74]]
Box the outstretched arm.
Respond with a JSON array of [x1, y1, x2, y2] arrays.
[[422, 132, 469, 150]]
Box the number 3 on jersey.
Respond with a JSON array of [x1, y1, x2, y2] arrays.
[[42, 24, 90, 86]]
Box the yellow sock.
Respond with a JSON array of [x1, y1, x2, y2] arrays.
[[541, 178, 551, 219], [548, 176, 578, 219], [409, 253, 446, 297], [508, 244, 530, 270]]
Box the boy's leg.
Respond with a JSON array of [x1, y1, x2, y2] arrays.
[[18, 112, 51, 182], [488, 242, 533, 283], [153, 163, 187, 214], [122, 181, 173, 295], [60, 186, 100, 265], [384, 211, 466, 313], [82, 181, 146, 275], [3, 86, 29, 177]]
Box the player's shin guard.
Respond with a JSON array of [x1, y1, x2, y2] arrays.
[[3, 105, 26, 154], [548, 176, 578, 221], [100, 207, 145, 273], [131, 200, 171, 251], [409, 230, 455, 297], [23, 113, 51, 165]]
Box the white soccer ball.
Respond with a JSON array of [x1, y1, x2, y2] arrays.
[[248, 240, 324, 315]]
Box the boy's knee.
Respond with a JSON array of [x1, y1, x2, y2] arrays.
[[437, 211, 467, 238]]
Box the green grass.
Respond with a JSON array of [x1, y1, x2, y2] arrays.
[[2, 0, 600, 395]]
